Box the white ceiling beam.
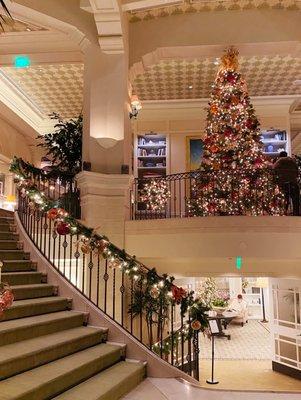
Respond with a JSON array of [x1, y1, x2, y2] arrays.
[[121, 0, 183, 12], [0, 70, 54, 136]]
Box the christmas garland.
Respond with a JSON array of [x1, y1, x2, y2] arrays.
[[11, 157, 209, 345], [11, 157, 76, 182]]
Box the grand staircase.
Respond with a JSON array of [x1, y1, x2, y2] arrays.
[[0, 210, 145, 400]]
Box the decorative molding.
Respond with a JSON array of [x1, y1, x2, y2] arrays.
[[81, 0, 124, 54], [127, 0, 301, 22], [0, 70, 54, 135]]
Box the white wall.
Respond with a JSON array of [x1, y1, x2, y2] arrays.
[[125, 216, 301, 278], [0, 117, 33, 162]]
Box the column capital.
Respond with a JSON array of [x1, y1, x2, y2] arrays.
[[76, 171, 133, 196]]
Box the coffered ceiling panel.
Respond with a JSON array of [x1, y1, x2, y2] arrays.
[[132, 55, 301, 100], [0, 64, 84, 118], [127, 0, 300, 22]]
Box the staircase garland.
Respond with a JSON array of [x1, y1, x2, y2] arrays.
[[10, 157, 209, 349]]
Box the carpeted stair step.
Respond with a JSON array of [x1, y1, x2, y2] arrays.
[[0, 311, 87, 346], [0, 343, 124, 400], [2, 297, 71, 321], [0, 326, 108, 380], [1, 272, 45, 286], [2, 260, 36, 273], [0, 250, 30, 260], [0, 217, 14, 223], [0, 232, 18, 241], [11, 284, 57, 300], [0, 241, 21, 250], [53, 361, 146, 400], [0, 224, 15, 233], [0, 209, 13, 217]]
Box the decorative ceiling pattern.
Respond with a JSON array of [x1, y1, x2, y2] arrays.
[[132, 55, 301, 100], [0, 64, 84, 118], [1, 17, 48, 32], [128, 0, 300, 22]]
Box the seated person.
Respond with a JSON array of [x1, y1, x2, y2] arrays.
[[229, 294, 248, 326]]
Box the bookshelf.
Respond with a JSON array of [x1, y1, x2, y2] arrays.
[[134, 133, 169, 179], [260, 128, 289, 158]]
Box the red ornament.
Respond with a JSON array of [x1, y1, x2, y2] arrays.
[[56, 221, 70, 235], [191, 320, 202, 331], [226, 72, 236, 84], [224, 127, 233, 137], [172, 286, 187, 304], [246, 118, 258, 130]]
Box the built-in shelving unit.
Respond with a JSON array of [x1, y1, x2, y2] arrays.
[[135, 133, 169, 179], [260, 128, 289, 158]]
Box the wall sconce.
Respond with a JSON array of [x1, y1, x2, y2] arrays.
[[129, 95, 142, 119]]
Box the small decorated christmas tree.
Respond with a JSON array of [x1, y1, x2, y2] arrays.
[[189, 47, 284, 216]]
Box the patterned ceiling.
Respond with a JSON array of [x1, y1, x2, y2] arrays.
[[127, 0, 301, 22], [132, 55, 301, 100], [1, 64, 84, 118]]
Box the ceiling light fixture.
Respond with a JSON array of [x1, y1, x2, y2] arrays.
[[214, 58, 220, 66], [129, 94, 142, 119], [188, 85, 193, 89]]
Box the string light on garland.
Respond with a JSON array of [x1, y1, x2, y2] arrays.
[[10, 156, 209, 343]]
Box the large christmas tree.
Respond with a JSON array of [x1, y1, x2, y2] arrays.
[[189, 47, 284, 216]]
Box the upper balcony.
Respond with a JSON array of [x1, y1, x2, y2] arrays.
[[125, 169, 301, 278]]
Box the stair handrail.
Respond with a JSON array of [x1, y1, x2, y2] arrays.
[[11, 156, 209, 381]]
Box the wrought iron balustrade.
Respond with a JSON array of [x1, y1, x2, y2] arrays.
[[130, 169, 298, 220], [17, 180, 201, 381]]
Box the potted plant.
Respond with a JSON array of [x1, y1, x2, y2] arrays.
[[211, 290, 230, 315]]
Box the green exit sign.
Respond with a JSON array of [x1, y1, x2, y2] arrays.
[[236, 256, 242, 270], [14, 55, 31, 68]]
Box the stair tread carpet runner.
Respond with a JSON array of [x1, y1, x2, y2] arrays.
[[0, 210, 145, 400]]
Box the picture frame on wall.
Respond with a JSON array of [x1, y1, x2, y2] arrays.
[[186, 136, 204, 171]]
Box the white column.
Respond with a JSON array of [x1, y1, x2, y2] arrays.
[[82, 42, 131, 174], [76, 171, 132, 248]]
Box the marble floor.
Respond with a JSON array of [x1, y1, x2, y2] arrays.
[[123, 377, 301, 400]]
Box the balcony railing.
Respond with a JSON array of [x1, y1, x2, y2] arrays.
[[130, 169, 298, 220]]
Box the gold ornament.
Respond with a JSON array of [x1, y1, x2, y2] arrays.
[[81, 243, 91, 254], [220, 46, 239, 71]]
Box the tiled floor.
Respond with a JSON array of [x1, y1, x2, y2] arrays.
[[123, 378, 301, 400]]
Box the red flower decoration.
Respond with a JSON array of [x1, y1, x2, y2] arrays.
[[0, 289, 14, 316], [56, 221, 70, 236], [47, 208, 66, 220], [172, 286, 187, 304]]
